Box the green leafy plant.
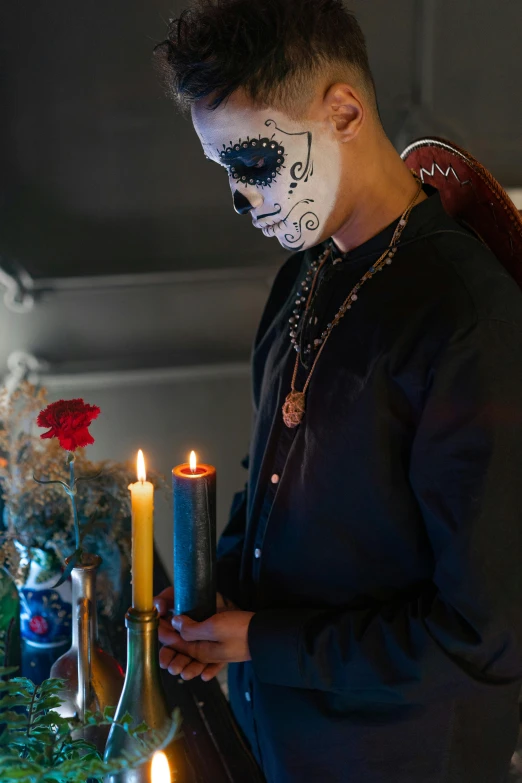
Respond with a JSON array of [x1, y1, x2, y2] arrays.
[[0, 671, 180, 783]]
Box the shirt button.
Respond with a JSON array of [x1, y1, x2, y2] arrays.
[[254, 548, 262, 559], [245, 691, 251, 702], [271, 473, 280, 484]]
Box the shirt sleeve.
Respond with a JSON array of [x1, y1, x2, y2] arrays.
[[216, 453, 249, 608], [248, 319, 522, 703]]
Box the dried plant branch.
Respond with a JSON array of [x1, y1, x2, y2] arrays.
[[0, 381, 167, 609]]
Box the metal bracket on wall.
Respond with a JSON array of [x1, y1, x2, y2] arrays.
[[0, 258, 35, 313], [2, 351, 50, 396]]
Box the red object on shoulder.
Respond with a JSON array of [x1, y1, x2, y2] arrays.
[[37, 398, 101, 452], [401, 136, 522, 290]]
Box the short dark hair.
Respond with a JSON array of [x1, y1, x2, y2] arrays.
[[153, 0, 378, 120]]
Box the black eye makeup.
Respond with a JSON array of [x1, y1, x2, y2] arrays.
[[216, 137, 286, 187]]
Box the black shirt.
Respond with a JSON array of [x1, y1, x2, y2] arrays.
[[216, 187, 522, 783]]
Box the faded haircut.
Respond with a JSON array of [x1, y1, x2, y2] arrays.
[[153, 0, 379, 121]]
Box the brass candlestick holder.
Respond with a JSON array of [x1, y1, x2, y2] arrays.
[[104, 607, 184, 782]]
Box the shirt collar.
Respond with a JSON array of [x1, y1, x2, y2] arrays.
[[325, 184, 445, 266]]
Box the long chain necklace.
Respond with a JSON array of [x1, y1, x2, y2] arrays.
[[282, 176, 424, 428]]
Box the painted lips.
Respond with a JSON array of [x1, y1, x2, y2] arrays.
[[256, 220, 284, 235], [263, 222, 283, 236]]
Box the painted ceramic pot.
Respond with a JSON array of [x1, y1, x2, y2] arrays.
[[18, 546, 72, 650]]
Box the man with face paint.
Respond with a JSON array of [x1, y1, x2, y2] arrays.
[[153, 2, 522, 782]]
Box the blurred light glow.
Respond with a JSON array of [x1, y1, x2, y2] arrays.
[[151, 750, 170, 783]]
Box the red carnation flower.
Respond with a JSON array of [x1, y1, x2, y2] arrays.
[[37, 398, 101, 452]]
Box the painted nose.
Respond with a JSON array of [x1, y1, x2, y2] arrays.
[[233, 189, 255, 215]]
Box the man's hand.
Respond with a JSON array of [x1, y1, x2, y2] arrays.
[[154, 587, 242, 681], [154, 585, 175, 619], [159, 610, 255, 672]]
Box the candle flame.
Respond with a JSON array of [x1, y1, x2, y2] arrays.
[[151, 750, 170, 783], [137, 449, 147, 482], [189, 450, 197, 473]]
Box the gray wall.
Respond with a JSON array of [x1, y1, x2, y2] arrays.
[[1, 0, 521, 278], [354, 0, 522, 184], [1, 1, 521, 584], [44, 368, 252, 580]]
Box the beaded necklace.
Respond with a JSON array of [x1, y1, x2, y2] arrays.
[[282, 176, 424, 428]]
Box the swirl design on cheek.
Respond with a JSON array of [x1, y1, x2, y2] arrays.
[[264, 119, 313, 183], [284, 212, 320, 245], [290, 157, 313, 183], [277, 199, 320, 245]]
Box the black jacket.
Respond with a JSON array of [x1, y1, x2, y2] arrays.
[[217, 187, 522, 783]]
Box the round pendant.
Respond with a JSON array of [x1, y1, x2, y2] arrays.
[[282, 391, 306, 428]]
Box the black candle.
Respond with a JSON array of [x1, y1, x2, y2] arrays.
[[172, 452, 216, 622]]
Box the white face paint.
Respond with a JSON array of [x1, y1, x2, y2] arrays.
[[192, 102, 342, 252]]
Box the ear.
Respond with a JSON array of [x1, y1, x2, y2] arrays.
[[323, 83, 364, 142]]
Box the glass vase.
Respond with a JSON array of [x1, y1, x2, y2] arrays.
[[50, 552, 125, 753], [104, 607, 186, 782]]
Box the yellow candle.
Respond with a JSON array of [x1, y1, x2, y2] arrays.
[[129, 449, 154, 612]]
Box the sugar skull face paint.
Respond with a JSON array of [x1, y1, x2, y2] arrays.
[[192, 101, 342, 252], [219, 132, 287, 188]]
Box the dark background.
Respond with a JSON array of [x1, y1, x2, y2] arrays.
[[1, 0, 521, 280], [1, 0, 521, 560]]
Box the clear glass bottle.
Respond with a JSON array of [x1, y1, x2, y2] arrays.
[[50, 553, 124, 752]]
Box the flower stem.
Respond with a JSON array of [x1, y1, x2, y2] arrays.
[[67, 453, 81, 552]]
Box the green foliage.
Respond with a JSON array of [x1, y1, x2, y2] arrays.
[[0, 671, 180, 783]]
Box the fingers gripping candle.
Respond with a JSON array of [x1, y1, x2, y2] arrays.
[[172, 451, 216, 621]]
